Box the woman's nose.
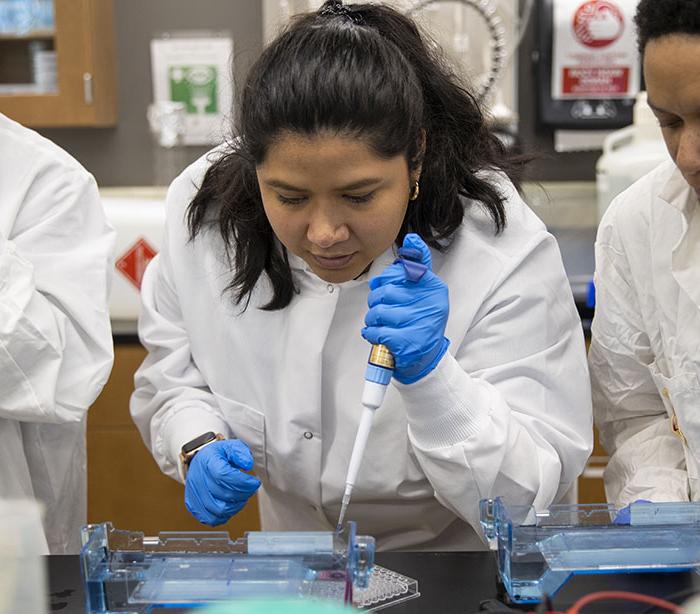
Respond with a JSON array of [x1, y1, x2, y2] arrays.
[[306, 205, 350, 248], [675, 125, 700, 177]]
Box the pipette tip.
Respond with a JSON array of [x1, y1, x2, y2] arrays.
[[336, 490, 352, 533]]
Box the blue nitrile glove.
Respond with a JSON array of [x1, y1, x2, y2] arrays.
[[613, 499, 653, 525], [362, 233, 450, 385], [185, 439, 261, 526]]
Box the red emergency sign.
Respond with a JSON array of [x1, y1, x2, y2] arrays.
[[562, 66, 630, 95], [115, 238, 158, 290]]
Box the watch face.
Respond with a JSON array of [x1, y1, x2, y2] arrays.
[[182, 431, 216, 455]]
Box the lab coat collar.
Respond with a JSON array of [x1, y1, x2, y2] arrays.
[[662, 166, 700, 309], [658, 164, 696, 215], [286, 245, 397, 289]]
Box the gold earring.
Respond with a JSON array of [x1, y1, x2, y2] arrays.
[[409, 181, 420, 201]]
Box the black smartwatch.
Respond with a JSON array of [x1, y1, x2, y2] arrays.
[[179, 431, 224, 474]]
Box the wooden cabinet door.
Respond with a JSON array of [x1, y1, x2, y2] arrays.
[[87, 342, 261, 538], [0, 0, 116, 126]]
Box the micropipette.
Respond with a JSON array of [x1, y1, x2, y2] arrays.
[[336, 247, 428, 532], [336, 343, 394, 531]]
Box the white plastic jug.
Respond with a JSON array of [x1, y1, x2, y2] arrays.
[[0, 499, 48, 614], [596, 91, 671, 221]]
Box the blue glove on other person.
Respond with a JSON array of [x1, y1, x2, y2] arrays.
[[185, 439, 261, 526], [362, 233, 450, 385], [613, 499, 653, 525]]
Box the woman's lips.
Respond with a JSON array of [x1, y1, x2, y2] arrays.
[[311, 252, 356, 269]]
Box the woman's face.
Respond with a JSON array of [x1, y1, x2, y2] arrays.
[[256, 131, 418, 283], [644, 34, 700, 199]]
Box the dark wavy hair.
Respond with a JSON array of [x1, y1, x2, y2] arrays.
[[635, 0, 700, 53], [188, 0, 527, 310]]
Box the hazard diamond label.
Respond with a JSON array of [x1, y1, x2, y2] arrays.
[[116, 237, 158, 290]]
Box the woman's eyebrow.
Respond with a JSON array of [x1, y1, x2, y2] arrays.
[[336, 178, 384, 191], [264, 177, 385, 191], [264, 179, 306, 191]]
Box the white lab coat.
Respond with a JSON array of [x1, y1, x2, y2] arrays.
[[131, 152, 592, 551], [0, 114, 115, 553], [590, 160, 700, 506]]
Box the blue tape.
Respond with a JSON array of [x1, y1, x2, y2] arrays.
[[397, 246, 422, 262], [395, 247, 428, 282]]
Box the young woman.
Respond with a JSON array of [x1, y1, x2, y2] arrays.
[[131, 1, 592, 551], [590, 0, 700, 506]]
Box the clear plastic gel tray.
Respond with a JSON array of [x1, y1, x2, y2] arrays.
[[479, 498, 700, 604], [80, 521, 418, 612]]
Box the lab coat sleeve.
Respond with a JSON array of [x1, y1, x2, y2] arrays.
[[0, 168, 114, 423], [588, 213, 689, 505], [130, 192, 232, 482], [395, 231, 593, 531]]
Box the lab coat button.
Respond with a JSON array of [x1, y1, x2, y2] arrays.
[[327, 284, 335, 293], [303, 431, 313, 440]]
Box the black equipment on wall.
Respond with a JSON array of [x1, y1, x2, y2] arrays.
[[535, 0, 638, 130]]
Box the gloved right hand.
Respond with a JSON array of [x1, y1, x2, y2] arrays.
[[185, 439, 261, 526], [362, 233, 450, 385]]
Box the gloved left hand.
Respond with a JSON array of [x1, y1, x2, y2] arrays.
[[185, 439, 261, 526], [613, 499, 653, 525], [362, 233, 450, 385]]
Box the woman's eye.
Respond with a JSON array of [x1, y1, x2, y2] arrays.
[[277, 194, 307, 206], [344, 191, 375, 204]]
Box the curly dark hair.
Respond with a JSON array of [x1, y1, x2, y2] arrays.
[[635, 0, 700, 53], [188, 1, 528, 310]]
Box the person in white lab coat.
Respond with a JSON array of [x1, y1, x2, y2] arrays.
[[0, 113, 115, 553], [589, 0, 700, 506], [131, 0, 592, 550]]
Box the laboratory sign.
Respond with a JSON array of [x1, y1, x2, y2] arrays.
[[151, 33, 233, 145], [552, 0, 640, 99], [116, 238, 158, 290]]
